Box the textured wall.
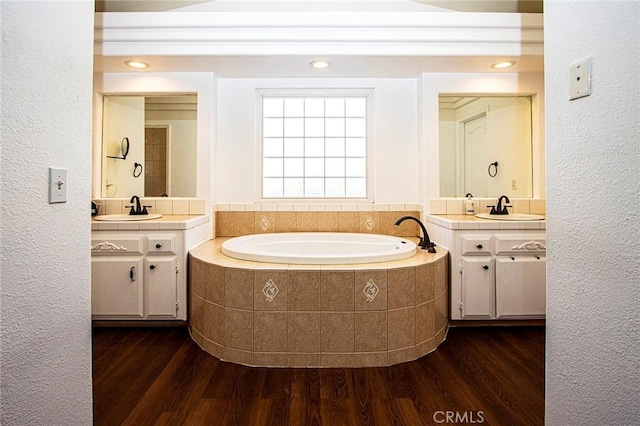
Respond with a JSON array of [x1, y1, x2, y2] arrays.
[[0, 1, 94, 424], [545, 1, 640, 424]]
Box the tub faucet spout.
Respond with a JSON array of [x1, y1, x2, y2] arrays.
[[394, 216, 436, 253]]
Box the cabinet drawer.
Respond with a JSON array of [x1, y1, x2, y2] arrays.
[[91, 236, 144, 255], [461, 236, 492, 255], [494, 236, 546, 255], [148, 236, 177, 254]]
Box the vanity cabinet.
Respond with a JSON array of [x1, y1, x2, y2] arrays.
[[452, 230, 546, 320], [91, 231, 183, 320]]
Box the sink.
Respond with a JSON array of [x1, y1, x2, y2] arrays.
[[94, 214, 163, 221], [475, 213, 544, 221]]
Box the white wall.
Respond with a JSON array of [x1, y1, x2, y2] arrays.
[[419, 72, 545, 204], [545, 1, 640, 425], [0, 1, 94, 424], [216, 78, 418, 204]]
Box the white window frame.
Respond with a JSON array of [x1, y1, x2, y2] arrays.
[[255, 88, 375, 203]]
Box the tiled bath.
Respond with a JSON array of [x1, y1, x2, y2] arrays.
[[188, 238, 448, 368]]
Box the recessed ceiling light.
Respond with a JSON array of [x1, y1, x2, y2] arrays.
[[125, 60, 149, 69], [491, 61, 516, 69], [309, 60, 331, 69]]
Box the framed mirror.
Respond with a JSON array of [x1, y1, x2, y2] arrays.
[[101, 94, 197, 198], [439, 95, 533, 198]]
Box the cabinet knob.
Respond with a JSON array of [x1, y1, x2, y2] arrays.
[[476, 244, 483, 249], [150, 264, 156, 270], [155, 243, 162, 249], [482, 265, 489, 270]]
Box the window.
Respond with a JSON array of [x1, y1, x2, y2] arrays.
[[260, 93, 370, 199]]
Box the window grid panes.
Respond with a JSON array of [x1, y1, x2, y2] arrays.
[[262, 96, 367, 199]]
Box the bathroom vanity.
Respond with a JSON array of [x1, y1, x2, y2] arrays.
[[91, 215, 210, 321], [427, 214, 546, 320]]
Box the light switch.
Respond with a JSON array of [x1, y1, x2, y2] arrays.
[[569, 57, 592, 100], [49, 167, 67, 203]]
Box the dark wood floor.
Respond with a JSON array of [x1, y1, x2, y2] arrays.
[[92, 325, 544, 426]]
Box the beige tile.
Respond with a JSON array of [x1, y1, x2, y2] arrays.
[[253, 352, 288, 367], [288, 312, 321, 353], [415, 301, 435, 344], [225, 268, 254, 310], [201, 338, 225, 360], [530, 198, 546, 214], [415, 262, 435, 304], [320, 271, 355, 311], [203, 301, 225, 345], [435, 256, 449, 296], [190, 294, 205, 334], [287, 353, 321, 367], [338, 212, 359, 233], [204, 263, 225, 305], [354, 270, 388, 311], [321, 312, 354, 353], [297, 212, 319, 232], [189, 199, 207, 215], [358, 212, 381, 234], [275, 212, 297, 232], [253, 311, 288, 352], [233, 212, 255, 236], [288, 270, 321, 311], [254, 270, 288, 311], [381, 212, 416, 237], [511, 199, 530, 214], [388, 307, 415, 350], [190, 326, 205, 348], [321, 353, 355, 368], [434, 292, 449, 331], [216, 211, 234, 236], [225, 348, 253, 366], [225, 308, 253, 351], [189, 255, 205, 298], [355, 311, 387, 352], [355, 352, 388, 368], [388, 346, 417, 365], [316, 212, 340, 232], [416, 338, 437, 359], [388, 267, 416, 309], [255, 212, 276, 233]]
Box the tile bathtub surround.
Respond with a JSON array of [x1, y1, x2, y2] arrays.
[[215, 210, 421, 237], [187, 239, 449, 368]]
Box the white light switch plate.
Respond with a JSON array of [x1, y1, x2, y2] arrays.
[[569, 57, 592, 100], [49, 167, 67, 203]]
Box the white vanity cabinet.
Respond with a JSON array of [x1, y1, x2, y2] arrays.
[[91, 231, 183, 320], [452, 230, 546, 320]]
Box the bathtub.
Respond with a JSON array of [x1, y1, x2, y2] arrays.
[[221, 232, 417, 264]]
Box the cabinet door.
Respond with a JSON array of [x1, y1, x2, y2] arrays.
[[145, 256, 178, 318], [461, 256, 494, 318], [92, 257, 144, 317], [495, 256, 546, 318]]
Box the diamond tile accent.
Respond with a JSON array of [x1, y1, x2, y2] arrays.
[[262, 279, 279, 302], [363, 279, 380, 302], [364, 216, 375, 232], [260, 216, 271, 231]]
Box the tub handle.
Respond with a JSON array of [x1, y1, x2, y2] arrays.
[[482, 265, 489, 270]]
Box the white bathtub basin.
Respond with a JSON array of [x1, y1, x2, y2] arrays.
[[222, 232, 418, 264], [476, 213, 545, 221], [94, 214, 163, 221]]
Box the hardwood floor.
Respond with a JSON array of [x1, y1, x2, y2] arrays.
[[92, 326, 544, 425]]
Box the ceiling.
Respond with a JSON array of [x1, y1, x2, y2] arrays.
[[96, 0, 543, 13]]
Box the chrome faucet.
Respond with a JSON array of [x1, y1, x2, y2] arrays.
[[489, 195, 511, 215], [126, 195, 150, 215], [394, 216, 436, 253]]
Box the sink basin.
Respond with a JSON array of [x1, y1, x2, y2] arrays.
[[475, 213, 544, 221], [94, 214, 163, 221]]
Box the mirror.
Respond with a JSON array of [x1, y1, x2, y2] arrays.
[[439, 95, 533, 198], [101, 94, 197, 198]]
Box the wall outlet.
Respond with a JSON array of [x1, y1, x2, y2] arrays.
[[569, 57, 592, 100], [49, 167, 67, 203]]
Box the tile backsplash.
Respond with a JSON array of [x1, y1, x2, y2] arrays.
[[428, 198, 546, 215], [93, 198, 207, 215]]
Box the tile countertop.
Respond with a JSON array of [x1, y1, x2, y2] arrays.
[[425, 214, 546, 230], [91, 214, 209, 231]]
